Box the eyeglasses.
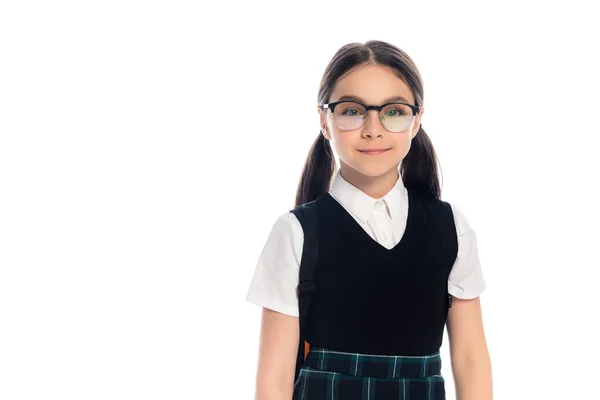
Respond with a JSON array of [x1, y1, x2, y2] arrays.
[[320, 100, 421, 133]]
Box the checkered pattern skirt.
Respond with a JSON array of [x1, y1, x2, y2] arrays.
[[292, 346, 446, 400]]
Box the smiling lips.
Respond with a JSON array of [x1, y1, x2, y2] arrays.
[[358, 148, 390, 155]]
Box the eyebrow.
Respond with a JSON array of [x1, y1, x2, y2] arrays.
[[334, 94, 411, 104]]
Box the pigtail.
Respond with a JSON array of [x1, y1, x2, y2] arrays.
[[401, 123, 442, 201], [294, 131, 336, 206]]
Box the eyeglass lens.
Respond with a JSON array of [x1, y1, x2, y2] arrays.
[[333, 101, 413, 132]]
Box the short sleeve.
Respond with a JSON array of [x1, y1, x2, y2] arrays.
[[447, 203, 487, 299], [245, 211, 303, 317]]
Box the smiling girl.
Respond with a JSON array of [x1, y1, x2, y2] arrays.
[[246, 40, 493, 400]]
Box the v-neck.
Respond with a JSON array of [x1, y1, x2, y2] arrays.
[[323, 187, 415, 254]]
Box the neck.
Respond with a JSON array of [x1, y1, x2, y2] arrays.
[[339, 164, 400, 199]]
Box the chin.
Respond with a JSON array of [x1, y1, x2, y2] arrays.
[[350, 164, 398, 178]]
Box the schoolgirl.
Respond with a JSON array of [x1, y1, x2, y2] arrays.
[[246, 40, 493, 400]]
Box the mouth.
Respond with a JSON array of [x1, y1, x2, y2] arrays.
[[358, 148, 391, 155]]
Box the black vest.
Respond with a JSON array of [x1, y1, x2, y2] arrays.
[[290, 187, 458, 382]]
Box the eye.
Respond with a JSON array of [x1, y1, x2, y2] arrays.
[[341, 107, 362, 116], [385, 107, 407, 117]]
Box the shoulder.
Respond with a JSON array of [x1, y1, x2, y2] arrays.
[[267, 210, 303, 241], [421, 192, 476, 236], [288, 195, 328, 230], [447, 202, 476, 237], [445, 201, 487, 299], [259, 210, 304, 265]]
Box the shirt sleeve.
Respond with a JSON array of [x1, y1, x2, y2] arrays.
[[447, 203, 487, 299], [245, 211, 303, 317]]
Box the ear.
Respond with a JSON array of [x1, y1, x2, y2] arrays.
[[318, 106, 332, 140], [410, 105, 425, 140]]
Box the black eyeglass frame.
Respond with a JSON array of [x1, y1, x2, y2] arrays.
[[319, 100, 421, 132]]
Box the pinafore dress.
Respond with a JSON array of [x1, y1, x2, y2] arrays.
[[290, 188, 457, 400]]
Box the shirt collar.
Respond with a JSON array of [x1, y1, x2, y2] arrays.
[[329, 168, 407, 223]]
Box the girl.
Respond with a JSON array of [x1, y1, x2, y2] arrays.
[[246, 40, 492, 400]]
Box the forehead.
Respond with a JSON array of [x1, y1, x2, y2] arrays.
[[330, 64, 414, 105]]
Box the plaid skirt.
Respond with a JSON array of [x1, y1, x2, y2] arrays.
[[292, 346, 445, 400]]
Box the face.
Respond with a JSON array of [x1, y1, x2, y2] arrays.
[[319, 64, 424, 182]]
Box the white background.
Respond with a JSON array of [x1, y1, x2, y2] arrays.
[[1, 1, 599, 399]]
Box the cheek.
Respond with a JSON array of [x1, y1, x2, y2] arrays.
[[392, 133, 413, 156], [392, 128, 412, 143], [326, 118, 337, 136], [330, 132, 357, 155]]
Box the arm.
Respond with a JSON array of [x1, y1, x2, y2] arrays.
[[254, 307, 299, 400], [446, 296, 493, 400]]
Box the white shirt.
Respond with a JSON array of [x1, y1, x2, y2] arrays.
[[246, 169, 486, 317]]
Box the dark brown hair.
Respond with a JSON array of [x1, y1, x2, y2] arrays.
[[294, 40, 442, 206]]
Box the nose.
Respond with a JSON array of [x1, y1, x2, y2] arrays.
[[361, 110, 385, 138]]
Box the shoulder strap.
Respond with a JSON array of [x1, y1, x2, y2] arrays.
[[289, 199, 319, 385], [426, 199, 459, 316]]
